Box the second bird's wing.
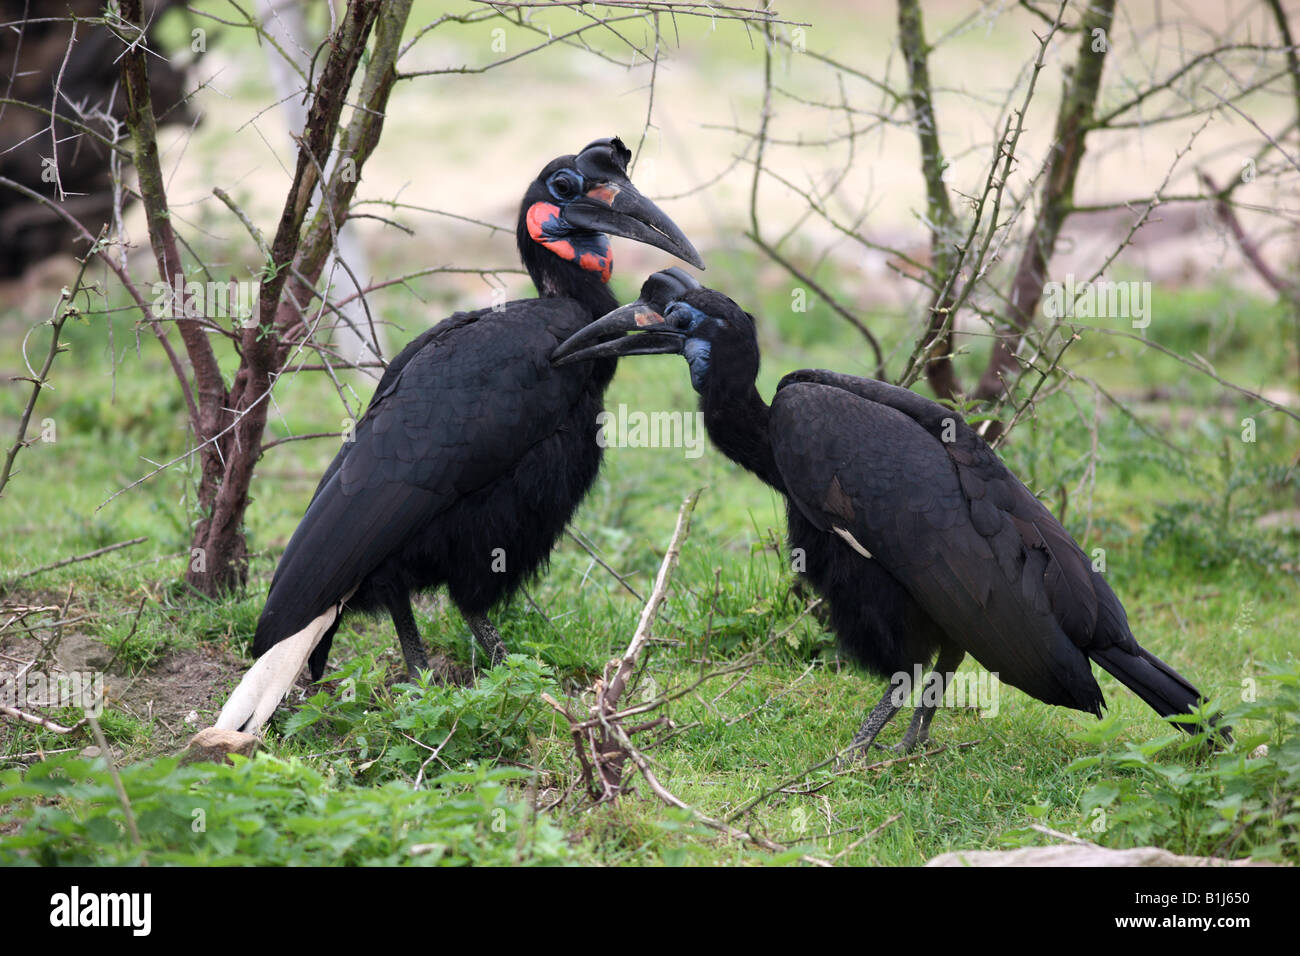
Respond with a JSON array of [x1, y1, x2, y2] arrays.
[[770, 370, 1130, 712]]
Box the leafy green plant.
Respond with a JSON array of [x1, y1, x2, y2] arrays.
[[1144, 434, 1297, 571], [280, 653, 560, 782], [1058, 665, 1300, 861], [0, 752, 569, 866]]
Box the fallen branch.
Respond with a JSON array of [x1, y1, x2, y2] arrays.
[[0, 703, 87, 735], [2, 536, 148, 591], [587, 488, 700, 800]]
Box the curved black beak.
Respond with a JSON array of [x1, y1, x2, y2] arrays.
[[551, 302, 684, 365], [562, 182, 705, 270]]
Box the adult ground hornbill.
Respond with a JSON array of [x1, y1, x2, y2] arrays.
[[217, 139, 702, 734], [554, 270, 1226, 756]]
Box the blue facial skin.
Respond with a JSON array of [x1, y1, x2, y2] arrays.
[[683, 339, 712, 391], [666, 302, 713, 391], [546, 168, 584, 204]]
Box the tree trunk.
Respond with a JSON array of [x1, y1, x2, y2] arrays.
[[974, 0, 1116, 440], [118, 0, 411, 597]]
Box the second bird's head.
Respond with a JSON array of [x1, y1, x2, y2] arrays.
[[518, 137, 703, 294], [552, 268, 759, 393]]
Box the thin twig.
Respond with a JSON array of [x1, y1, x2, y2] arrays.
[[3, 537, 148, 589]]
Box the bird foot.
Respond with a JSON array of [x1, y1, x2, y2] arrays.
[[881, 733, 931, 755], [834, 743, 876, 771], [464, 611, 509, 667]]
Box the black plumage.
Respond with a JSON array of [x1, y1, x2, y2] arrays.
[[554, 272, 1225, 755], [252, 139, 702, 683]]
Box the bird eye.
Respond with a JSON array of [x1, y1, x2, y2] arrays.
[[548, 171, 581, 201]]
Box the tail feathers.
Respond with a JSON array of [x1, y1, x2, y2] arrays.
[[217, 601, 343, 735], [1089, 644, 1231, 743]]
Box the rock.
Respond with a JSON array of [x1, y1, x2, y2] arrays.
[[180, 727, 259, 765], [926, 845, 1268, 867]]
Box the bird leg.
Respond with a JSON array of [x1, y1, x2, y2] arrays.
[[383, 592, 430, 679], [464, 611, 509, 666], [892, 646, 967, 753], [840, 682, 904, 766]]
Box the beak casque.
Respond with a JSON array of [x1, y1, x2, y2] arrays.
[[562, 182, 705, 270]]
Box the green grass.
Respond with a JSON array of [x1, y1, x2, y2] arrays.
[[2, 242, 1297, 865]]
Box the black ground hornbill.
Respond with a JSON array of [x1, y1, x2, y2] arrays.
[[554, 270, 1226, 756], [233, 139, 702, 728]]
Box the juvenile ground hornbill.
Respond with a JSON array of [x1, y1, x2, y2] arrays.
[[554, 270, 1227, 756], [217, 139, 702, 734]]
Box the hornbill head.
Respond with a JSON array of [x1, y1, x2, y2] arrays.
[[551, 268, 758, 392], [517, 138, 704, 294]]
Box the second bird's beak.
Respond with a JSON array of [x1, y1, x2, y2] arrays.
[[551, 302, 684, 365], [562, 182, 705, 270]]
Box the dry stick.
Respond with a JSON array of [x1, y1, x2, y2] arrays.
[[744, 24, 884, 374], [1204, 85, 1300, 177], [0, 98, 132, 158], [540, 692, 600, 795], [115, 0, 224, 442], [897, 0, 961, 399], [102, 595, 150, 673], [0, 613, 98, 638], [992, 113, 1216, 446], [1199, 169, 1298, 298], [3, 537, 148, 589], [87, 715, 142, 849], [831, 812, 902, 862], [48, 584, 75, 660], [0, 704, 86, 734], [1028, 822, 1096, 847], [973, 0, 1117, 436], [412, 716, 460, 789], [0, 604, 61, 633], [727, 738, 983, 825], [837, 739, 981, 775], [595, 597, 825, 741], [565, 527, 644, 602], [590, 488, 701, 798], [629, 10, 660, 172], [560, 599, 822, 742], [5, 747, 79, 760], [0, 239, 97, 498], [0, 174, 201, 437], [44, 12, 76, 201], [898, 2, 1067, 391], [605, 719, 831, 866], [260, 431, 345, 451]]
